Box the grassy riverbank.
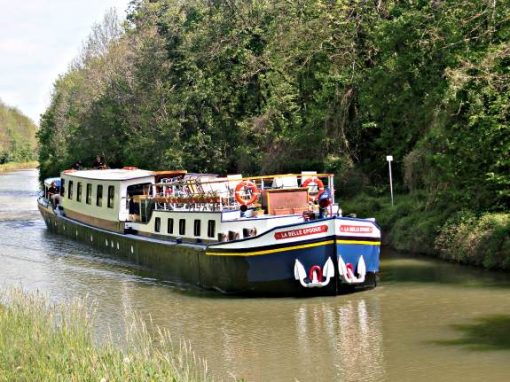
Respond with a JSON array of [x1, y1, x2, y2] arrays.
[[0, 288, 210, 382], [0, 161, 38, 173], [342, 193, 510, 270]]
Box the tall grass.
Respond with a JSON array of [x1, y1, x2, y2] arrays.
[[0, 161, 38, 173], [0, 288, 211, 381]]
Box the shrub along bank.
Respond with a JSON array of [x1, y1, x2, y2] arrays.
[[341, 193, 510, 271], [0, 161, 38, 173]]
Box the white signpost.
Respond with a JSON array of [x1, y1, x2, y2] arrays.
[[386, 155, 394, 206]]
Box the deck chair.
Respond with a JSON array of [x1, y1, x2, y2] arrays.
[[272, 175, 298, 189]]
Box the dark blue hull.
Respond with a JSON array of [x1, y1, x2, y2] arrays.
[[39, 205, 379, 296]]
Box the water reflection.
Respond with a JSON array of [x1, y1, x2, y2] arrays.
[[382, 252, 510, 289], [111, 281, 386, 381], [294, 297, 385, 382]]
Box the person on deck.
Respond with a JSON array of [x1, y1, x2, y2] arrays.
[[72, 160, 82, 170], [93, 155, 108, 169], [128, 196, 140, 221], [48, 182, 57, 197], [48, 182, 61, 208]]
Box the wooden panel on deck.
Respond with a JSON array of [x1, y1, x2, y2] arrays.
[[261, 188, 309, 215]]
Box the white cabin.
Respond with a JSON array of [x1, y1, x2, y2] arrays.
[[60, 169, 159, 231], [57, 168, 338, 242]]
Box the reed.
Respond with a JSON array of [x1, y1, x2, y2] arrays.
[[0, 288, 211, 381], [0, 161, 39, 173]]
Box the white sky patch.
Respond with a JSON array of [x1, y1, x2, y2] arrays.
[[0, 0, 132, 124]]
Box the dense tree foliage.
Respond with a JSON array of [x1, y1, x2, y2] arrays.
[[0, 100, 37, 164], [38, 0, 509, 212]]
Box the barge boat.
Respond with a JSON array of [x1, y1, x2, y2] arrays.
[[38, 168, 380, 296]]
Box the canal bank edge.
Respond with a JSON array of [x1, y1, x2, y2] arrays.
[[341, 193, 510, 271]]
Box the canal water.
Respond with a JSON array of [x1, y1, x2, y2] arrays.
[[1, 169, 509, 381]]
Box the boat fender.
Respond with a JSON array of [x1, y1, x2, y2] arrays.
[[234, 181, 259, 205], [302, 177, 325, 202], [228, 231, 240, 241], [242, 227, 258, 238]]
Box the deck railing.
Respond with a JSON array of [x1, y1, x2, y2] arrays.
[[135, 173, 335, 213]]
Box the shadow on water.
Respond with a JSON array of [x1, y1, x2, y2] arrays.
[[433, 315, 510, 351], [381, 249, 510, 289]]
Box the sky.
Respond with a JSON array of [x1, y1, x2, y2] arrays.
[[0, 0, 131, 124]]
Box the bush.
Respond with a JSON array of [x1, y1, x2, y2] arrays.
[[435, 212, 510, 269], [342, 192, 510, 270]]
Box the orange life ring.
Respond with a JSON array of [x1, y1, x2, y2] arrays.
[[302, 177, 325, 201], [123, 166, 138, 170], [63, 169, 76, 174], [234, 180, 259, 205]]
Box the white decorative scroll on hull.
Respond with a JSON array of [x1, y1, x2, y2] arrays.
[[338, 255, 366, 284], [294, 257, 335, 288]]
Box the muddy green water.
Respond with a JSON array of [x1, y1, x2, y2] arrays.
[[1, 169, 509, 381]]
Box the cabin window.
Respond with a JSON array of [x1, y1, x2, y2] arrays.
[[86, 184, 92, 205], [179, 219, 186, 236], [77, 182, 82, 202], [67, 180, 73, 200], [96, 185, 103, 207], [167, 218, 174, 234], [194, 219, 201, 237], [155, 217, 161, 233], [60, 179, 65, 197], [107, 185, 115, 208], [207, 220, 216, 238]]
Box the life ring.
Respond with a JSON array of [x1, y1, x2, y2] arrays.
[[302, 177, 325, 201], [123, 166, 138, 170], [63, 169, 76, 174], [234, 180, 259, 205]]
